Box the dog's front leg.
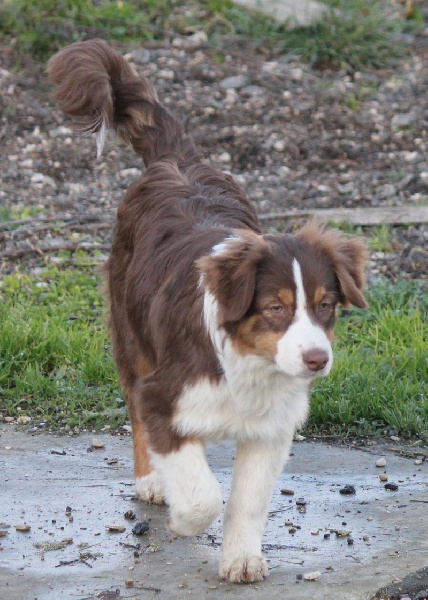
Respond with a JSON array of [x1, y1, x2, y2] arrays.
[[220, 438, 291, 583], [151, 440, 223, 537]]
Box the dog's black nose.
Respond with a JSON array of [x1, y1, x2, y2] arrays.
[[303, 349, 329, 371]]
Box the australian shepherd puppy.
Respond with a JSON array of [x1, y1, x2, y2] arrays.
[[48, 40, 367, 583]]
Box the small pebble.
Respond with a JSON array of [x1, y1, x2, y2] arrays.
[[280, 488, 295, 496], [375, 458, 386, 467], [106, 524, 126, 532], [335, 529, 351, 538], [124, 510, 136, 521], [363, 535, 369, 542], [303, 571, 321, 581], [414, 459, 423, 465], [339, 485, 356, 495], [379, 474, 388, 482], [17, 415, 31, 424], [296, 498, 307, 506], [347, 538, 354, 545], [92, 437, 104, 449], [385, 482, 399, 491], [288, 527, 297, 534], [132, 521, 150, 536], [125, 579, 134, 587], [390, 435, 400, 442], [324, 533, 331, 540], [15, 524, 31, 532]]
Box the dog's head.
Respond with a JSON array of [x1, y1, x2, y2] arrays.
[[197, 221, 367, 379]]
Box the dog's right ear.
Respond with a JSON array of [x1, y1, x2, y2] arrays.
[[197, 231, 267, 326]]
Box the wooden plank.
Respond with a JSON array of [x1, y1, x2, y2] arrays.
[[258, 206, 428, 226]]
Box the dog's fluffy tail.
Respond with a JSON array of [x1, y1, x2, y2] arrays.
[[48, 39, 199, 166]]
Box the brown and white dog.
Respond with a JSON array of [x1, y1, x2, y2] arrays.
[[48, 40, 367, 583]]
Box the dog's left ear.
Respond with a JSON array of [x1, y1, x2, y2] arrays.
[[298, 221, 368, 309], [197, 230, 267, 326]]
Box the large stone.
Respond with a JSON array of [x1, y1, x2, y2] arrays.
[[233, 0, 328, 27]]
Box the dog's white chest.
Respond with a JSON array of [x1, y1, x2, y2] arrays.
[[173, 366, 310, 443]]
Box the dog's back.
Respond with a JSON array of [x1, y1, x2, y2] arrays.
[[49, 38, 260, 381], [49, 37, 262, 403]]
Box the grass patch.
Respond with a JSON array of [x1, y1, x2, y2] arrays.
[[368, 224, 393, 253], [278, 0, 409, 72], [0, 206, 44, 223], [0, 259, 124, 431], [0, 261, 427, 438], [0, 0, 417, 71], [310, 280, 428, 439]]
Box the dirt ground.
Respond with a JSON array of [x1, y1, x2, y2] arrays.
[[1, 32, 427, 280]]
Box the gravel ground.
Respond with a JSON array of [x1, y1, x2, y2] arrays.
[[0, 33, 427, 281]]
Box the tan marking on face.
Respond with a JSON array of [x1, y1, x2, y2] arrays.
[[278, 288, 294, 307], [326, 328, 335, 342], [314, 286, 326, 305], [232, 316, 283, 362], [231, 316, 259, 356], [251, 330, 283, 361]]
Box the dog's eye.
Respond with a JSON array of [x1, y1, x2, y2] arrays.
[[269, 305, 285, 314], [319, 301, 332, 312]]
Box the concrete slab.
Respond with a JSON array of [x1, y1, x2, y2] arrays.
[[233, 0, 328, 27], [0, 429, 427, 600]]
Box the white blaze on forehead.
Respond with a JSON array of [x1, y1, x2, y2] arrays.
[[292, 258, 306, 314]]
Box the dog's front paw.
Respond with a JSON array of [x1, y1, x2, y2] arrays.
[[220, 555, 268, 583], [135, 472, 165, 505], [167, 487, 223, 537]]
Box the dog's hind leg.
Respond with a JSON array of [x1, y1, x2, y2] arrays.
[[124, 356, 164, 505], [110, 315, 165, 504], [129, 404, 165, 505]]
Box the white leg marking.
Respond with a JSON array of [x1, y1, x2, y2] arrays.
[[220, 438, 292, 583], [151, 441, 223, 537], [135, 471, 165, 505]]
